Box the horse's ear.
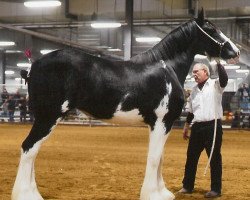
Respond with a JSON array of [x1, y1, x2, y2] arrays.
[[196, 8, 205, 25]]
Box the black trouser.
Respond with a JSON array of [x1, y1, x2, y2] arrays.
[[182, 120, 223, 193]]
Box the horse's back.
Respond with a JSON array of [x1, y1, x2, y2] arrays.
[[28, 49, 126, 118]]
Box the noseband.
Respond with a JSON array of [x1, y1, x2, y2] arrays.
[[194, 21, 230, 57]]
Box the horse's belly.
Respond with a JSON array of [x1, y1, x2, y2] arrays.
[[104, 109, 145, 126], [78, 108, 145, 126]]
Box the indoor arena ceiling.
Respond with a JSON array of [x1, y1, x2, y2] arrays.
[[0, 0, 250, 88]]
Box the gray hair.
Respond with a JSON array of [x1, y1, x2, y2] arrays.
[[193, 63, 210, 76]]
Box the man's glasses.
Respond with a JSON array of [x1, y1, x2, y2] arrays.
[[192, 69, 205, 74]]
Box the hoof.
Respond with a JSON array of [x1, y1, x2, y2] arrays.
[[12, 189, 44, 200], [140, 190, 175, 200], [12, 194, 44, 200], [160, 188, 175, 200]]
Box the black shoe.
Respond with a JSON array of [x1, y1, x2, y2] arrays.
[[204, 191, 221, 198], [178, 187, 192, 194]]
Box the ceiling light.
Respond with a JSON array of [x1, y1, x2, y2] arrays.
[[135, 37, 161, 43], [40, 49, 56, 55], [91, 22, 121, 28], [224, 65, 241, 70], [5, 70, 15, 75], [236, 69, 249, 73], [15, 78, 22, 81], [24, 1, 61, 8], [0, 41, 15, 46], [107, 48, 122, 52], [5, 50, 22, 53], [95, 45, 110, 49], [17, 63, 32, 68]]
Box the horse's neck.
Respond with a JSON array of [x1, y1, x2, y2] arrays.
[[131, 21, 197, 85], [170, 52, 195, 86]]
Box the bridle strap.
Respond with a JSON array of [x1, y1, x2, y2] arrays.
[[194, 21, 230, 56]]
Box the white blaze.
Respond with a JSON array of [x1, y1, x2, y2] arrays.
[[219, 32, 239, 53]]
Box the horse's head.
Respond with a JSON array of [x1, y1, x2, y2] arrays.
[[195, 9, 240, 64]]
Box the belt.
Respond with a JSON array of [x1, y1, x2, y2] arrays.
[[194, 119, 221, 126]]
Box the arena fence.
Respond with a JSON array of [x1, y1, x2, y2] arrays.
[[0, 84, 249, 128]]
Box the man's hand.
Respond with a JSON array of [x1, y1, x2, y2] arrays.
[[183, 123, 190, 140]]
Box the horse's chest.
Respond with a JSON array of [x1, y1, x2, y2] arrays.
[[106, 84, 172, 126]]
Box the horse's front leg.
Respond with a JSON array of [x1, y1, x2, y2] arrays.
[[140, 119, 174, 200], [157, 155, 175, 200]]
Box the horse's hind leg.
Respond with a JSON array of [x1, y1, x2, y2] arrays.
[[12, 116, 61, 200]]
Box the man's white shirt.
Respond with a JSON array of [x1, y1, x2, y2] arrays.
[[187, 78, 224, 123]]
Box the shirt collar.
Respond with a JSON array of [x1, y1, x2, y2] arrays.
[[206, 78, 212, 85], [194, 78, 211, 90]]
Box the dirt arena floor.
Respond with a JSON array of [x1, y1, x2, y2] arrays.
[[0, 123, 249, 200]]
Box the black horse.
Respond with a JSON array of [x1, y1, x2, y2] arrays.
[[12, 10, 239, 200]]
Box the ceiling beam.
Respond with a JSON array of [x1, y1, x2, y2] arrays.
[[0, 22, 106, 56]]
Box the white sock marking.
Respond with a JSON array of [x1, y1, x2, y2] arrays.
[[12, 118, 61, 200], [141, 83, 175, 200]]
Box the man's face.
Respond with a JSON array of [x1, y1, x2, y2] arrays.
[[192, 64, 208, 84]]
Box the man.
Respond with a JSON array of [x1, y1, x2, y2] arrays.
[[18, 96, 27, 122], [179, 62, 228, 198], [7, 95, 16, 122], [238, 83, 250, 110], [1, 87, 9, 116], [238, 83, 249, 101]]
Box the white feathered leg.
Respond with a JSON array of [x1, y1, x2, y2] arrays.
[[12, 144, 44, 200], [12, 118, 61, 200], [140, 119, 175, 200], [158, 156, 175, 199]]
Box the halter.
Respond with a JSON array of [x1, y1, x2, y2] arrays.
[[194, 21, 230, 57]]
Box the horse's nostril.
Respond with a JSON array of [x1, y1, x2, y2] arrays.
[[237, 51, 240, 56]]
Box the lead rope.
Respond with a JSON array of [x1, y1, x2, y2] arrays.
[[203, 60, 220, 176]]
